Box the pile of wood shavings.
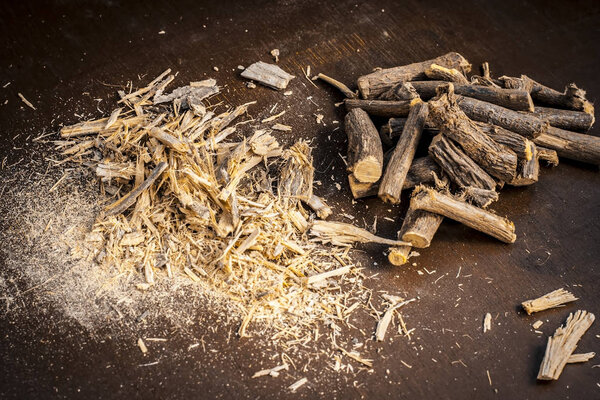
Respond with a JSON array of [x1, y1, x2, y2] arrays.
[[50, 68, 382, 351]]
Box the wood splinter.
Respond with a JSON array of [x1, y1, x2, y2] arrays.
[[410, 186, 516, 243], [344, 108, 384, 183], [315, 73, 357, 98], [522, 288, 578, 315], [310, 220, 411, 247], [425, 64, 469, 84], [538, 310, 595, 380], [379, 101, 429, 203]]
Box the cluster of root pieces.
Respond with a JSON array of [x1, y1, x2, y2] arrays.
[[318, 52, 597, 265]]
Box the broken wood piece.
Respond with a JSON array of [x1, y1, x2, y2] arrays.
[[379, 82, 420, 102], [501, 75, 594, 114], [533, 126, 600, 165], [483, 313, 492, 333], [149, 127, 189, 153], [428, 134, 497, 191], [278, 140, 314, 204], [104, 162, 168, 216], [410, 80, 534, 111], [537, 310, 595, 380], [461, 186, 499, 208], [476, 122, 535, 162], [456, 95, 548, 139], [375, 298, 416, 341], [236, 229, 261, 254], [241, 61, 295, 90], [531, 106, 595, 132], [425, 64, 469, 84], [305, 194, 332, 219], [153, 83, 219, 107], [537, 147, 559, 167], [316, 73, 357, 98], [522, 288, 578, 315], [344, 98, 416, 118], [410, 186, 516, 243], [310, 220, 411, 247], [306, 265, 352, 285], [137, 338, 148, 354], [567, 352, 595, 364], [509, 143, 539, 186], [272, 123, 292, 131], [387, 244, 412, 266], [105, 107, 123, 129], [400, 207, 444, 248], [288, 377, 308, 392], [357, 52, 471, 99], [252, 363, 289, 378], [348, 156, 441, 199], [379, 101, 429, 203], [428, 86, 518, 182], [345, 108, 383, 183]]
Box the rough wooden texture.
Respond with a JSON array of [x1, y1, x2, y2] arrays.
[[400, 206, 444, 248], [409, 81, 534, 111], [104, 162, 168, 217], [379, 82, 420, 101], [456, 95, 548, 139], [240, 61, 295, 90], [344, 108, 383, 182], [461, 186, 499, 208], [310, 220, 411, 247], [538, 310, 595, 381], [509, 143, 539, 186], [410, 186, 516, 243], [379, 102, 429, 203], [531, 106, 595, 132], [537, 147, 559, 167], [522, 288, 578, 315], [305, 194, 332, 219], [348, 156, 440, 199], [428, 87, 518, 182], [501, 75, 595, 115], [356, 52, 471, 99], [344, 98, 416, 117], [533, 126, 600, 165], [476, 122, 534, 161], [428, 134, 496, 191], [424, 64, 469, 84]]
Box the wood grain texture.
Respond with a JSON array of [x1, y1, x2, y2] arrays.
[[533, 126, 600, 165], [344, 98, 415, 117], [344, 108, 383, 182], [379, 101, 429, 203], [356, 52, 471, 99]]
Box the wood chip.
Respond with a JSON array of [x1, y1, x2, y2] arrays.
[[288, 377, 307, 392], [272, 123, 292, 131], [538, 310, 595, 380], [483, 313, 492, 333], [252, 363, 289, 378], [533, 320, 543, 329], [522, 288, 578, 315], [241, 61, 294, 90], [376, 298, 416, 341], [137, 338, 148, 354], [567, 352, 595, 364]]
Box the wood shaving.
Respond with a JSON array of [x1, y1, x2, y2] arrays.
[[483, 312, 492, 333], [522, 288, 578, 315], [538, 310, 595, 380]]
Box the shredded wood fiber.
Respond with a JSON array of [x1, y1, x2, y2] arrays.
[[0, 69, 414, 375]]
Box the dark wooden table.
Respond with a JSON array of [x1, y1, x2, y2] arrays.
[[1, 1, 599, 398]]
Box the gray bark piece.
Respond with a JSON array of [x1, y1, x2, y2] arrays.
[[241, 61, 295, 90], [154, 84, 219, 107]]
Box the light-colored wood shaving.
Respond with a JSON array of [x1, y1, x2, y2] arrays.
[[537, 310, 595, 380], [483, 313, 492, 333], [567, 352, 595, 364], [288, 377, 307, 392], [522, 288, 578, 315], [137, 338, 148, 354]]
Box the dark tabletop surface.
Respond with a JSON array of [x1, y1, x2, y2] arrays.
[[1, 1, 599, 399]]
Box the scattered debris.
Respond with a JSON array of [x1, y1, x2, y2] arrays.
[[137, 338, 148, 354], [288, 377, 308, 392], [270, 49, 280, 63], [533, 320, 544, 329], [252, 363, 289, 378]]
